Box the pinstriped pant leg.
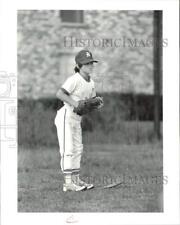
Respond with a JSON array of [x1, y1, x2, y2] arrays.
[[55, 108, 81, 174], [72, 122, 83, 170]]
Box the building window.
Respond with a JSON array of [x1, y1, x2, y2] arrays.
[[60, 10, 84, 24]]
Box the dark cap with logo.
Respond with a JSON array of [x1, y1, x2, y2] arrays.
[[75, 50, 98, 65]]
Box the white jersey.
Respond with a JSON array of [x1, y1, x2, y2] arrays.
[[60, 72, 96, 121]]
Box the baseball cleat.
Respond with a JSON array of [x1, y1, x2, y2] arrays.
[[63, 183, 86, 192], [78, 179, 94, 190]]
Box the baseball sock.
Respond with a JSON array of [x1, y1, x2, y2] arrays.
[[73, 173, 80, 183], [64, 174, 72, 184]]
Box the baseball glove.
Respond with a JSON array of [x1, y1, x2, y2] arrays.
[[73, 96, 103, 116]]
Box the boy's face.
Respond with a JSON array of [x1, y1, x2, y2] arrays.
[[81, 62, 94, 75]]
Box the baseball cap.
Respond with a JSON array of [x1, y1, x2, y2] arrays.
[[75, 50, 98, 65]]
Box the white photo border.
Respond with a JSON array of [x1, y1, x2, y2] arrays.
[[0, 0, 179, 225]]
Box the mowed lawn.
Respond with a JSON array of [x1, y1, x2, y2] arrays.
[[18, 143, 163, 212]]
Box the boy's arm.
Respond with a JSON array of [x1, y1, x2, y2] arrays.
[[56, 88, 78, 108]]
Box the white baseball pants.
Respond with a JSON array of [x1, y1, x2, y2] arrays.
[[54, 106, 83, 174]]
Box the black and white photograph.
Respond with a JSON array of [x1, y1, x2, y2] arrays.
[[18, 10, 164, 212], [0, 0, 179, 225]]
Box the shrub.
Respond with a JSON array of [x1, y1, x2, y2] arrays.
[[18, 93, 162, 147]]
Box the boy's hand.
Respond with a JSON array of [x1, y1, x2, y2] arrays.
[[72, 100, 79, 108]]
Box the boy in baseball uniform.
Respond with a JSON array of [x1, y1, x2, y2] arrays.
[[54, 50, 103, 192]]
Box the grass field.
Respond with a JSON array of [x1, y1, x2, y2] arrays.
[[18, 142, 163, 212]]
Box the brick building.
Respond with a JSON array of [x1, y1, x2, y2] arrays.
[[18, 10, 154, 99]]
